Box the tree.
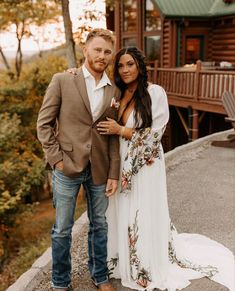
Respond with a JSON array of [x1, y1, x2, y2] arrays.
[[0, 46, 11, 71], [73, 0, 115, 46], [0, 0, 61, 79], [61, 0, 77, 68], [73, 0, 105, 45]]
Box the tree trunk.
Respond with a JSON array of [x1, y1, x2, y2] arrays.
[[0, 46, 11, 71], [15, 22, 24, 79], [61, 0, 77, 68], [15, 40, 23, 79]]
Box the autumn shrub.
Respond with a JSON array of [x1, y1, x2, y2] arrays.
[[0, 54, 68, 267], [21, 54, 68, 96]]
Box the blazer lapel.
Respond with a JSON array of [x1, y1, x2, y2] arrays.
[[73, 68, 92, 116], [95, 84, 113, 121]]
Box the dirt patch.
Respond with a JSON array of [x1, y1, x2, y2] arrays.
[[0, 190, 86, 291]]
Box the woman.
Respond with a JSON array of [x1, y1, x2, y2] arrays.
[[96, 47, 234, 291]]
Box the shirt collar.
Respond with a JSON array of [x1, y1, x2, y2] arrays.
[[82, 65, 112, 88]]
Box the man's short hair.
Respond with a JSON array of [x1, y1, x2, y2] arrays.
[[85, 28, 115, 46]]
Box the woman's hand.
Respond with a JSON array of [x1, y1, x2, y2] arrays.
[[97, 117, 121, 135], [66, 68, 77, 75]]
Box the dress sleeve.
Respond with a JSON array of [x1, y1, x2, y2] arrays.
[[149, 84, 169, 133], [121, 85, 169, 193]]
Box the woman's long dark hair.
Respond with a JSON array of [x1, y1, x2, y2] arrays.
[[113, 47, 152, 129]]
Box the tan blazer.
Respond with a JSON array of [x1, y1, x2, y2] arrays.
[[37, 68, 120, 185]]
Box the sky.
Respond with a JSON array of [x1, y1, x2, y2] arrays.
[[0, 0, 106, 56]]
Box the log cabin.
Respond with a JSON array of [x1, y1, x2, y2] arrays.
[[107, 0, 235, 150]]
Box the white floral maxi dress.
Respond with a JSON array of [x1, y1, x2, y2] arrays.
[[106, 84, 235, 291]]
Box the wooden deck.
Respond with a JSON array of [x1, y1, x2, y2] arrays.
[[148, 61, 235, 115]]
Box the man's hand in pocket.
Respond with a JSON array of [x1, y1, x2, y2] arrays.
[[55, 160, 64, 170]]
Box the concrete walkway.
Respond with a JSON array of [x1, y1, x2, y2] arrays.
[[7, 130, 235, 291]]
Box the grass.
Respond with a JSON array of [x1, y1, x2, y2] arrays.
[[0, 190, 87, 291]]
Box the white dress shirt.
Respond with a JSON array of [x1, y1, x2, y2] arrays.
[[82, 65, 111, 121]]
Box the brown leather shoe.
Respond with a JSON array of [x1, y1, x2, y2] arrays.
[[97, 282, 116, 291]]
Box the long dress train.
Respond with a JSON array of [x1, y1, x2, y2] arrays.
[[106, 84, 235, 291]]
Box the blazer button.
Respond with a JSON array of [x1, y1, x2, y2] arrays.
[[86, 144, 91, 149]]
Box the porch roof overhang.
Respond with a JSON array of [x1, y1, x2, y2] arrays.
[[154, 0, 235, 18]]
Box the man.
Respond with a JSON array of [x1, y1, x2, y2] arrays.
[[37, 29, 120, 291]]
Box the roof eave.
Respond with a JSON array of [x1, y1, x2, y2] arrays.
[[162, 12, 235, 18]]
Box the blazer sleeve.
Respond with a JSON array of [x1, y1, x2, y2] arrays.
[[108, 88, 121, 180], [36, 73, 63, 168], [108, 135, 120, 180]]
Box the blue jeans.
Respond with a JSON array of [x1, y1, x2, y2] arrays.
[[51, 165, 109, 289]]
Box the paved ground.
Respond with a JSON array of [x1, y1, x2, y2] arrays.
[[7, 130, 235, 291]]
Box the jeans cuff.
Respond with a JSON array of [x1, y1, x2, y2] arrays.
[[51, 283, 72, 290], [92, 277, 109, 286]]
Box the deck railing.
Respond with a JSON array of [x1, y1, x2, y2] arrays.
[[148, 61, 235, 106]]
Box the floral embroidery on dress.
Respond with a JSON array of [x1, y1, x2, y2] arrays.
[[107, 256, 118, 277], [168, 222, 218, 278], [121, 126, 165, 193], [128, 210, 152, 288]]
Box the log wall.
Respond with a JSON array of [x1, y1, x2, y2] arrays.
[[211, 19, 235, 66]]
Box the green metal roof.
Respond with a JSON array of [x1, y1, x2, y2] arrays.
[[154, 0, 235, 17], [210, 0, 235, 15]]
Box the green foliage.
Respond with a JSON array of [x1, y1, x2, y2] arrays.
[[21, 54, 68, 96], [0, 53, 69, 267], [0, 113, 21, 154], [0, 0, 61, 41], [0, 111, 45, 221], [0, 0, 62, 78], [0, 54, 67, 120]]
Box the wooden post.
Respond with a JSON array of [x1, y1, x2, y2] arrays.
[[154, 60, 159, 84], [192, 109, 199, 140], [188, 107, 199, 141], [188, 106, 193, 142], [114, 0, 121, 50], [194, 60, 202, 101], [137, 0, 143, 50]]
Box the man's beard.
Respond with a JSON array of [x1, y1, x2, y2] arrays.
[[87, 58, 108, 73]]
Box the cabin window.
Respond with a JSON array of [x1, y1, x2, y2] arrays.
[[143, 0, 162, 64], [145, 0, 161, 31], [118, 0, 162, 65], [123, 38, 137, 47], [123, 0, 137, 32], [145, 36, 161, 61]]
